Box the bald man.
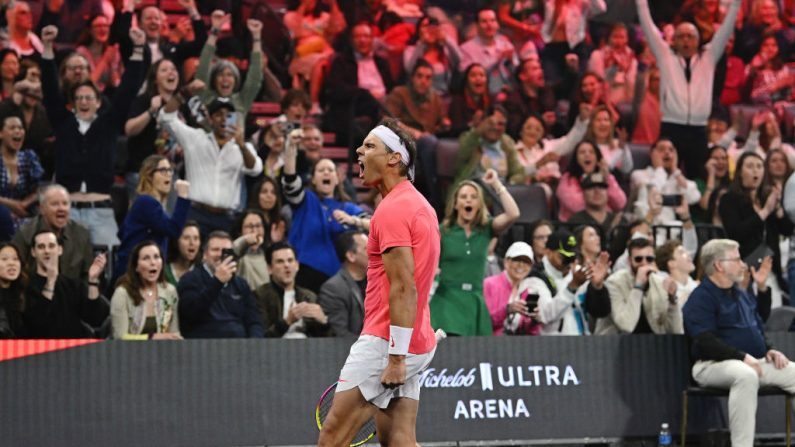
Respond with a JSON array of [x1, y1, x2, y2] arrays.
[[636, 0, 741, 178]]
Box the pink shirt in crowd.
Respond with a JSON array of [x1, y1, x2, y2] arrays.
[[362, 180, 440, 354], [555, 172, 627, 221]]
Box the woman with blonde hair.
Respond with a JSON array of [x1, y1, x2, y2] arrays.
[[430, 169, 520, 336], [114, 155, 191, 282], [111, 241, 182, 340]]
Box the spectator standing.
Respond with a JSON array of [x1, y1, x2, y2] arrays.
[[38, 0, 103, 46], [110, 241, 182, 340], [540, 0, 607, 83], [254, 242, 330, 338], [177, 231, 264, 338], [284, 0, 346, 91], [41, 25, 145, 248], [75, 14, 121, 94], [631, 66, 662, 144], [13, 184, 93, 281], [430, 171, 519, 336], [587, 23, 638, 105], [636, 0, 741, 177], [683, 239, 791, 447], [746, 34, 793, 107], [403, 15, 461, 96], [247, 176, 288, 243], [114, 156, 191, 282], [24, 229, 108, 338], [459, 8, 518, 96], [318, 231, 368, 337], [231, 209, 270, 291], [695, 145, 731, 224], [159, 93, 263, 235]]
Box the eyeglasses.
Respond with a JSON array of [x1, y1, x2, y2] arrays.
[[73, 94, 96, 102], [153, 167, 174, 175], [719, 257, 742, 264], [633, 255, 656, 264]]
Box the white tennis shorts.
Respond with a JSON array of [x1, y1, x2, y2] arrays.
[[336, 335, 436, 409]]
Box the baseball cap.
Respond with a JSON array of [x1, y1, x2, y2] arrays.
[[580, 172, 608, 189], [207, 97, 236, 115], [546, 229, 578, 260], [505, 241, 534, 261]]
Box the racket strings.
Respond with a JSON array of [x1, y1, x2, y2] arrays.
[[317, 383, 377, 445]]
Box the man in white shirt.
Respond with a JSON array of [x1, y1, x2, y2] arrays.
[[160, 92, 262, 235], [460, 8, 518, 96], [636, 0, 742, 177]]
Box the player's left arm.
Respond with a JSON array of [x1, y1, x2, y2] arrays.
[[380, 245, 417, 388]]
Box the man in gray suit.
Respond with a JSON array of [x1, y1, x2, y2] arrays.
[[318, 231, 368, 337]]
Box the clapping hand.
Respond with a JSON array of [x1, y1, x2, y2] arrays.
[[751, 256, 773, 292], [88, 253, 107, 283]]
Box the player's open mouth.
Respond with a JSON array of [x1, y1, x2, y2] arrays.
[[358, 161, 365, 178]]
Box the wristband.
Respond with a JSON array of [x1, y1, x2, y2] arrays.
[[88, 281, 100, 287], [209, 27, 220, 36], [388, 325, 413, 355], [633, 283, 645, 290]]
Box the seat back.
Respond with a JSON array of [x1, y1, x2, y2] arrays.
[[766, 306, 795, 332]]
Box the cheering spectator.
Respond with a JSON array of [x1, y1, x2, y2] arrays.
[[741, 111, 795, 163], [430, 171, 519, 336], [110, 241, 182, 340], [159, 91, 263, 235], [682, 239, 790, 447], [76, 14, 121, 94], [254, 242, 330, 338], [556, 140, 627, 221], [281, 130, 367, 292], [680, 0, 726, 43], [24, 229, 108, 338], [585, 105, 633, 176], [765, 149, 793, 192], [322, 22, 394, 146], [0, 49, 19, 100], [569, 172, 627, 239], [630, 138, 701, 224], [636, 0, 741, 177], [318, 231, 368, 338], [484, 241, 542, 336], [514, 103, 591, 188], [403, 15, 461, 96], [231, 209, 270, 291], [114, 155, 191, 282], [38, 0, 103, 45], [112, 0, 206, 68], [1, 1, 41, 58], [177, 231, 264, 338], [736, 0, 791, 63], [258, 122, 288, 179], [195, 12, 263, 123], [41, 25, 145, 248], [540, 0, 606, 83], [284, 0, 346, 92], [164, 221, 200, 286], [0, 242, 27, 338], [595, 237, 684, 334], [720, 152, 793, 307], [0, 114, 43, 229], [567, 72, 618, 129], [630, 64, 662, 145], [718, 34, 747, 106], [655, 239, 698, 305], [56, 52, 90, 105], [247, 177, 288, 243], [453, 105, 525, 188], [123, 58, 181, 195], [299, 123, 324, 165], [528, 219, 554, 265], [503, 57, 559, 139], [274, 89, 311, 127], [448, 63, 492, 136], [696, 145, 731, 223], [588, 23, 638, 105], [13, 184, 93, 281], [746, 34, 794, 107], [574, 224, 604, 266], [460, 8, 517, 96], [534, 228, 612, 335], [497, 0, 543, 50]]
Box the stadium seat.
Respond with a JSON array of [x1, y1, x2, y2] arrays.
[[766, 306, 795, 332], [628, 143, 651, 171]]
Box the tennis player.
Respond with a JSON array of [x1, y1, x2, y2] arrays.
[[317, 119, 440, 446]]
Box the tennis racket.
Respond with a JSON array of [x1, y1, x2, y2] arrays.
[[314, 329, 447, 445], [315, 381, 377, 446]]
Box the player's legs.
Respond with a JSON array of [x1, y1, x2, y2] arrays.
[[318, 387, 377, 447], [374, 396, 419, 447]]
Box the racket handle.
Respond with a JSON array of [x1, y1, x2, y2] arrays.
[[435, 328, 447, 342]]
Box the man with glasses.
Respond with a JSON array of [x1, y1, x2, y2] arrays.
[[683, 239, 789, 447], [533, 228, 611, 335], [40, 25, 145, 248], [595, 237, 683, 334]]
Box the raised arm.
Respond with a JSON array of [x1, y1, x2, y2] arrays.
[[195, 10, 228, 85], [482, 169, 519, 234], [707, 0, 742, 62], [238, 19, 265, 113], [635, 0, 667, 58]]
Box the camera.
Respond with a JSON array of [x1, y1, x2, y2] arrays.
[[661, 194, 683, 207], [221, 248, 237, 262]]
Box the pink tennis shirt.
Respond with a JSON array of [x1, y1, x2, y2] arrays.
[[361, 180, 440, 354]]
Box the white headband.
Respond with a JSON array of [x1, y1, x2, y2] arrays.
[[370, 125, 414, 181]]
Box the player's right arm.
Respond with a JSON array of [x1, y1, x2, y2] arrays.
[[380, 245, 417, 388]]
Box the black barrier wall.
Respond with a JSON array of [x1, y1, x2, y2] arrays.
[[1, 334, 793, 446]]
